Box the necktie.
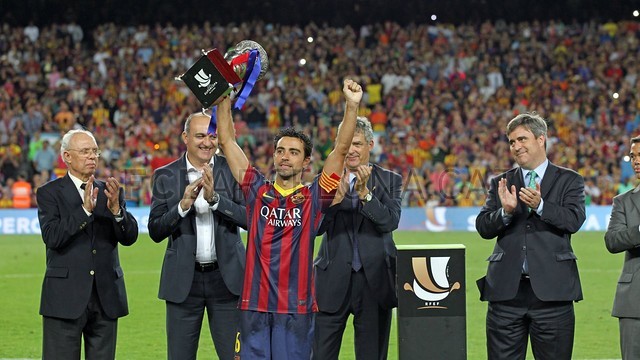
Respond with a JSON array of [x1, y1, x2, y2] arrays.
[[527, 170, 537, 212], [523, 170, 537, 274], [350, 178, 362, 272], [80, 183, 87, 190], [350, 178, 358, 209], [527, 170, 537, 189]]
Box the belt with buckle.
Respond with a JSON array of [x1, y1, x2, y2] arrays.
[[195, 262, 218, 272]]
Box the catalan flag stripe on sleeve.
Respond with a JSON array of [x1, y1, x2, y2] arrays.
[[319, 172, 341, 193]]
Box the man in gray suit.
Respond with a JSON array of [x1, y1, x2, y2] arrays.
[[476, 112, 586, 360], [148, 112, 246, 360], [605, 135, 640, 360], [38, 129, 138, 359], [313, 117, 402, 360]]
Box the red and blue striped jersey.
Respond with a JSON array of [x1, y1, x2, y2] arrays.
[[239, 166, 340, 314]]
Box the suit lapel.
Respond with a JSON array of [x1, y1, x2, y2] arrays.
[[339, 196, 356, 243], [91, 180, 107, 218], [509, 168, 526, 213], [539, 163, 558, 199], [510, 168, 524, 189], [177, 155, 189, 208], [61, 175, 83, 209], [630, 186, 640, 215], [176, 155, 197, 235], [62, 175, 96, 237]]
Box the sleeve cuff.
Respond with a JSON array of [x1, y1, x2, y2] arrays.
[[178, 203, 190, 217], [114, 208, 124, 222], [501, 208, 512, 225]]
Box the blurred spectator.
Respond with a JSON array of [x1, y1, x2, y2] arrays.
[[0, 143, 21, 183], [0, 180, 13, 208], [11, 172, 32, 208], [53, 101, 74, 131], [2, 19, 640, 209], [33, 140, 57, 173], [138, 177, 152, 207]]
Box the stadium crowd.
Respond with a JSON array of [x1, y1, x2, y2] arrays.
[[0, 19, 638, 208]]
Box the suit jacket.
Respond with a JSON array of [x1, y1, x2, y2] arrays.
[[475, 162, 586, 302], [314, 164, 402, 312], [37, 175, 138, 320], [148, 154, 246, 303], [605, 186, 640, 318]]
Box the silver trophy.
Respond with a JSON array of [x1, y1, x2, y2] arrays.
[[177, 40, 269, 109]]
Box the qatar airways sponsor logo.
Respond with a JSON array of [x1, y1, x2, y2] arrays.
[[260, 206, 302, 227]]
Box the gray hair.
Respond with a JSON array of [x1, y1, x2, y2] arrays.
[[184, 112, 210, 134], [60, 129, 97, 158], [338, 116, 374, 143], [506, 112, 548, 139]]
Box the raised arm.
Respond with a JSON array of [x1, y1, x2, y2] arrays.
[[216, 97, 249, 184], [322, 79, 362, 176]]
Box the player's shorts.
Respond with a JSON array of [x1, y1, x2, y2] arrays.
[[234, 310, 314, 359]]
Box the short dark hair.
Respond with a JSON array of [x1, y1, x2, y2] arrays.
[[274, 127, 313, 158], [631, 136, 640, 144]]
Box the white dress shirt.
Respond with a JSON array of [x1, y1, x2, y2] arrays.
[[178, 157, 217, 263]]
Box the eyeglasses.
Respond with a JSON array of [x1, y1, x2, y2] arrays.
[[67, 148, 102, 158]]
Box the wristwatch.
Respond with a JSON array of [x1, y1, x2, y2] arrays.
[[208, 192, 220, 206], [362, 191, 373, 203]]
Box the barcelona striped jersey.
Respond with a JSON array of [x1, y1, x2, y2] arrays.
[[240, 166, 340, 314]]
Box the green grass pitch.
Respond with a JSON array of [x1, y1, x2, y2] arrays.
[[0, 231, 623, 359]]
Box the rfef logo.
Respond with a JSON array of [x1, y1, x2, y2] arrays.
[[403, 256, 461, 309]]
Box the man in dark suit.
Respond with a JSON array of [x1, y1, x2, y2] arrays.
[[605, 135, 640, 360], [476, 112, 586, 360], [37, 129, 138, 360], [148, 112, 246, 360], [313, 116, 402, 360]]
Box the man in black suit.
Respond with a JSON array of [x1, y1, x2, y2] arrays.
[[604, 135, 640, 359], [476, 112, 586, 360], [148, 112, 246, 360], [37, 129, 138, 360], [312, 116, 402, 360]]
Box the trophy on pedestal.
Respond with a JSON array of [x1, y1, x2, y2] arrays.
[[177, 40, 269, 119]]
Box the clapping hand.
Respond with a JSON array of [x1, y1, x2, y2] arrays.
[[180, 177, 203, 212], [104, 177, 122, 215], [82, 175, 98, 213], [201, 165, 215, 203], [331, 169, 350, 206], [498, 178, 518, 215]]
